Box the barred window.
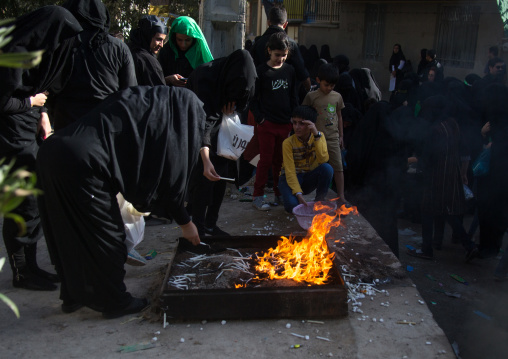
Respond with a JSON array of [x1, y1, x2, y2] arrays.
[[363, 4, 386, 61], [435, 6, 480, 69], [304, 0, 340, 24]]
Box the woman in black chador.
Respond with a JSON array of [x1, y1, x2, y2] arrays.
[[0, 6, 82, 291], [51, 0, 137, 131], [389, 43, 406, 92], [186, 49, 257, 236], [37, 86, 204, 318], [407, 96, 477, 261]]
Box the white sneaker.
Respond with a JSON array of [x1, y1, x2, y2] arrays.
[[252, 196, 270, 211]]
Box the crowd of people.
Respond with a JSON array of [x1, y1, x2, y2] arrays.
[[1, 2, 507, 320]]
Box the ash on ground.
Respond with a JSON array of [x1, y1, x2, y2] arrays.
[[168, 249, 313, 290]]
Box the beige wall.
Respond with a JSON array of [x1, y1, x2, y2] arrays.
[[298, 0, 504, 99]]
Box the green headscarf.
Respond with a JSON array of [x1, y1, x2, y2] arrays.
[[168, 16, 213, 69]]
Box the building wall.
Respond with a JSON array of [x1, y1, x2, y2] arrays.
[[298, 0, 504, 99], [200, 0, 246, 58]]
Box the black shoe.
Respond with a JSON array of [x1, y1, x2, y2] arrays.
[[102, 297, 150, 319], [13, 272, 57, 291], [29, 267, 60, 283], [204, 226, 230, 236], [62, 300, 84, 313]]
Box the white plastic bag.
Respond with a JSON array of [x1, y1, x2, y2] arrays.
[[388, 75, 396, 92], [117, 193, 149, 252], [217, 112, 254, 160]]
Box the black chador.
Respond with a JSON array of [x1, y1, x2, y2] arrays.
[[50, 0, 137, 131], [0, 6, 82, 291], [37, 86, 204, 314]]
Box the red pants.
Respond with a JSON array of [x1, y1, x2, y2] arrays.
[[253, 120, 292, 197]]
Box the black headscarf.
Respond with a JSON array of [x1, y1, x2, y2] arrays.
[[0, 6, 83, 105], [129, 15, 167, 53], [63, 0, 110, 50], [186, 49, 257, 149], [417, 48, 428, 76], [335, 72, 362, 111], [320, 44, 332, 63], [333, 54, 350, 74], [389, 43, 406, 72], [187, 49, 256, 117], [305, 45, 319, 72]]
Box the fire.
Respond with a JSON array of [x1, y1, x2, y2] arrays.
[[254, 203, 357, 285]]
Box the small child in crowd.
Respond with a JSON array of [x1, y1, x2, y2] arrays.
[[302, 63, 347, 204], [278, 106, 333, 213], [250, 31, 298, 210]]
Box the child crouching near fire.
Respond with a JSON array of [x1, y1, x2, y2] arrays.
[[278, 105, 334, 213]]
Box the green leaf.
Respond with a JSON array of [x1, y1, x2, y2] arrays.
[[0, 35, 13, 49], [0, 19, 15, 27], [4, 213, 27, 236], [0, 50, 44, 69], [1, 197, 26, 214], [0, 293, 20, 318]]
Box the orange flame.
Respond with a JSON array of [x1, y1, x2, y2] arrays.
[[254, 203, 358, 285]]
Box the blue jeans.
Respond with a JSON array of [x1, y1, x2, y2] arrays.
[[278, 163, 333, 213]]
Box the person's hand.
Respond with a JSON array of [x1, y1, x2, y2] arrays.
[[339, 136, 344, 149], [30, 93, 47, 107], [391, 70, 396, 77], [37, 112, 52, 140], [296, 193, 308, 206], [408, 157, 418, 164], [180, 221, 200, 246], [302, 120, 318, 135], [165, 74, 187, 87], [222, 102, 236, 116], [481, 122, 490, 138], [203, 160, 220, 181]]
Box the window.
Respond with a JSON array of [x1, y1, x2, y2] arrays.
[[363, 4, 385, 61], [435, 6, 480, 69], [304, 0, 340, 24]]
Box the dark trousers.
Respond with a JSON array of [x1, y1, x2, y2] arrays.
[[477, 176, 507, 256], [1, 146, 44, 276], [421, 213, 475, 257], [188, 153, 229, 233], [278, 163, 333, 213]]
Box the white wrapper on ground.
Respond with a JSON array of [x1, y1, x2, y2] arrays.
[[117, 193, 148, 252], [217, 112, 254, 160]]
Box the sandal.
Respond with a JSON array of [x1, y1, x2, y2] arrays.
[[407, 248, 433, 260]]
